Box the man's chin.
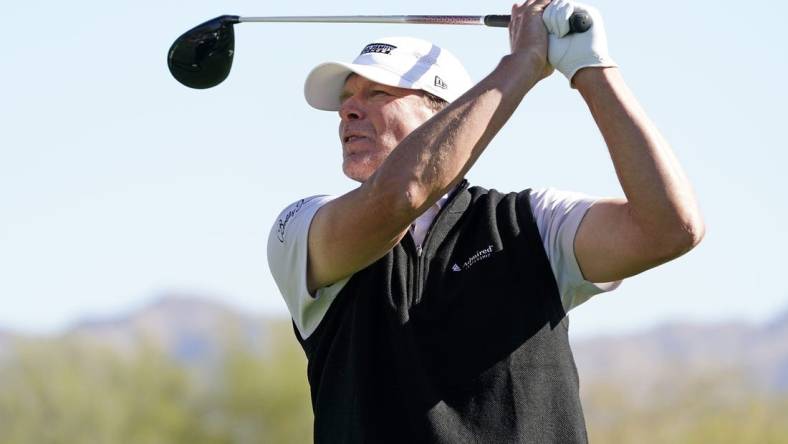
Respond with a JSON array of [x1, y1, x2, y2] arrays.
[[342, 161, 376, 183]]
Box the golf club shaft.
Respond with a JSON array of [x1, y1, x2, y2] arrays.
[[239, 15, 513, 27], [168, 12, 592, 89]]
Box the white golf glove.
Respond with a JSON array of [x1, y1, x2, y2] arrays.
[[543, 0, 617, 86]]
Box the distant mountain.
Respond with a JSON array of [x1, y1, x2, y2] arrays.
[[64, 295, 274, 367], [571, 312, 788, 396], [2, 296, 787, 394]]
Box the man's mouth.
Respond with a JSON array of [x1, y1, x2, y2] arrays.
[[344, 135, 368, 144]]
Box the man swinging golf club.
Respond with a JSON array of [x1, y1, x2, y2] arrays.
[[268, 0, 704, 442]]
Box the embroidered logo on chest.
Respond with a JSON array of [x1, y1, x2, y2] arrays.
[[451, 244, 497, 272]]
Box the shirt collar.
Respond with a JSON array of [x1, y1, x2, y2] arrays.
[[435, 182, 462, 210]]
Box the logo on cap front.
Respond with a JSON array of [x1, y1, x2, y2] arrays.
[[360, 43, 397, 56], [434, 75, 448, 90]]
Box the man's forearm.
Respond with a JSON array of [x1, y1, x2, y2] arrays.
[[369, 52, 544, 219], [575, 67, 704, 250]]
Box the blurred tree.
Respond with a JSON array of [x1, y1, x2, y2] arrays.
[[583, 369, 788, 443], [202, 321, 313, 443], [0, 338, 200, 444], [0, 322, 314, 444]]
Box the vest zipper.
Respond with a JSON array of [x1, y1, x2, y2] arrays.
[[410, 180, 469, 305], [403, 231, 419, 306], [414, 202, 447, 304]]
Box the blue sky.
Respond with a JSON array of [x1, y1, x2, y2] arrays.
[[1, 0, 787, 338]]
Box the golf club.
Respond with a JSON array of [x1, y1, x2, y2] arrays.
[[167, 13, 593, 89]]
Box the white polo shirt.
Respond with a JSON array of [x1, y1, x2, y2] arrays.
[[268, 187, 622, 339]]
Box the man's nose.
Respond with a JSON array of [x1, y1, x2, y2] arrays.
[[339, 96, 365, 121]]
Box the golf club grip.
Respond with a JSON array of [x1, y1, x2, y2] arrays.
[[484, 11, 592, 33]]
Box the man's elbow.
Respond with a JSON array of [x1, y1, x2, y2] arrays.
[[662, 215, 706, 259], [364, 173, 423, 224]]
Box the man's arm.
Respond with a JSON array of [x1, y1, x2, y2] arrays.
[[306, 1, 554, 292], [572, 67, 705, 283]]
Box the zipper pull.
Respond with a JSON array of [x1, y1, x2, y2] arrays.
[[416, 245, 423, 256]]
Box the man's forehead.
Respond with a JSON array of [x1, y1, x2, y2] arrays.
[[341, 73, 418, 95], [338, 73, 434, 107], [340, 74, 381, 97], [340, 74, 367, 100], [342, 73, 372, 88]]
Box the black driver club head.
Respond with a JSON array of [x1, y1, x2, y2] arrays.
[[167, 15, 240, 89]]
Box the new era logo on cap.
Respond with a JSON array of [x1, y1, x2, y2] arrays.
[[434, 75, 448, 90]]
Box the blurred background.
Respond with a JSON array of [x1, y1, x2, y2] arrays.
[[1, 0, 786, 442]]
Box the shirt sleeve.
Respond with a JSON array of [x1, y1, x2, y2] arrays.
[[528, 188, 622, 313], [266, 195, 351, 339]]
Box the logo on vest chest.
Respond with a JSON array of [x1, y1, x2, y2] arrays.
[[451, 244, 498, 272]]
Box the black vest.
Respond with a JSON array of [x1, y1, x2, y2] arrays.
[[295, 180, 587, 443]]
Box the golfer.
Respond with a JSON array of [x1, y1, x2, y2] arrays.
[[268, 0, 704, 442]]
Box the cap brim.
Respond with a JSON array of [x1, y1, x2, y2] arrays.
[[304, 62, 412, 111]]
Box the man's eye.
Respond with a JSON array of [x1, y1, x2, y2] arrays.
[[371, 90, 389, 96]]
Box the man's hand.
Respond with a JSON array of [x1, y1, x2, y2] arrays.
[[509, 0, 555, 81], [543, 0, 617, 85]]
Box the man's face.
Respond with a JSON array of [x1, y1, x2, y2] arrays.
[[338, 74, 437, 182]]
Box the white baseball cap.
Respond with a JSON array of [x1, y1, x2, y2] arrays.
[[304, 36, 473, 111]]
